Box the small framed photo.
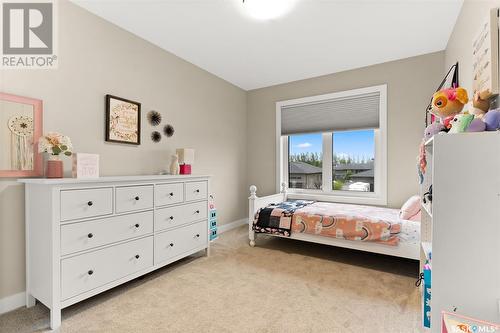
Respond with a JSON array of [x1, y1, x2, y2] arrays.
[[105, 94, 141, 145], [72, 153, 99, 179]]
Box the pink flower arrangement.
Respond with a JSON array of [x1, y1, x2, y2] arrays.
[[38, 132, 73, 157]]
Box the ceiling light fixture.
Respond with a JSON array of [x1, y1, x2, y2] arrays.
[[242, 0, 297, 20]]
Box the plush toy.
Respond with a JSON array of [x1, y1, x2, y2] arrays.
[[467, 118, 486, 132], [471, 91, 490, 119], [442, 115, 454, 132], [430, 87, 469, 120], [484, 109, 500, 131], [424, 122, 445, 140], [449, 113, 474, 133], [419, 122, 446, 183], [418, 141, 426, 184], [449, 112, 487, 133]]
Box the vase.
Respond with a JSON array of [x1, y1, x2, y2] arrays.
[[46, 155, 63, 178]]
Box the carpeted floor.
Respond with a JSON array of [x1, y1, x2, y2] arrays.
[[0, 226, 423, 333]]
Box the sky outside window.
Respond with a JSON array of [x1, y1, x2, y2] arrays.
[[289, 130, 374, 159], [333, 129, 374, 161]]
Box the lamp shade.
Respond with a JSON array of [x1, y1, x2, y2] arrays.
[[176, 148, 195, 164]]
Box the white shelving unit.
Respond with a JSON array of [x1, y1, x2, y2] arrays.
[[420, 131, 500, 332]]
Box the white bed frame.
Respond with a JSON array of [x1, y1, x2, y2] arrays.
[[248, 184, 419, 260]]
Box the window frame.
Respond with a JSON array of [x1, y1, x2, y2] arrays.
[[276, 85, 387, 206]]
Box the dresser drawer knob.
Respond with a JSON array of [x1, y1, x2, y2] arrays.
[[135, 254, 140, 259], [196, 234, 200, 238], [87, 233, 93, 239], [135, 223, 140, 228], [169, 243, 174, 247], [195, 189, 200, 193], [134, 196, 140, 201], [169, 192, 174, 196], [88, 270, 94, 276], [195, 210, 200, 214], [87, 201, 93, 206], [169, 216, 174, 220]]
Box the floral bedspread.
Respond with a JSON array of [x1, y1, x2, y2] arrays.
[[291, 202, 402, 245]]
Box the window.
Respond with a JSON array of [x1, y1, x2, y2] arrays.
[[333, 129, 375, 193], [277, 85, 387, 205], [288, 133, 323, 190]]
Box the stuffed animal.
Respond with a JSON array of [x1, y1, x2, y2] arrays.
[[484, 109, 500, 131], [449, 113, 474, 133], [418, 141, 426, 184], [442, 115, 454, 132], [467, 118, 486, 132], [471, 91, 490, 119], [430, 87, 469, 120], [424, 122, 445, 140], [419, 122, 446, 183]]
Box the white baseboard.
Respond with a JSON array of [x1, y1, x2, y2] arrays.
[[218, 218, 247, 234], [0, 291, 25, 315]]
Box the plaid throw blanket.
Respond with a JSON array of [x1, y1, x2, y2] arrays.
[[253, 200, 314, 237]]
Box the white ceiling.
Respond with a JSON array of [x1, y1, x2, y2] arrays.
[[72, 0, 463, 90]]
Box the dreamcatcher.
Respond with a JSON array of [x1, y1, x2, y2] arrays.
[[8, 115, 34, 170]]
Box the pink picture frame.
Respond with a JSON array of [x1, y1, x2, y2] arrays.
[[0, 92, 43, 178]]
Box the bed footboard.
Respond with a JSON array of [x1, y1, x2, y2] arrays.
[[248, 184, 287, 247]]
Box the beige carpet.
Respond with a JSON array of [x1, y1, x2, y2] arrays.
[[0, 226, 423, 333]]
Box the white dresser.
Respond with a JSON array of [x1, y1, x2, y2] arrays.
[[19, 175, 210, 330]]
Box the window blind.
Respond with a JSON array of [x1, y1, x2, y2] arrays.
[[281, 91, 380, 135]]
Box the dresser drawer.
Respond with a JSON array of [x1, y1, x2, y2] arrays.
[[155, 183, 184, 207], [154, 221, 207, 265], [115, 185, 153, 213], [61, 236, 153, 300], [155, 201, 207, 232], [61, 188, 113, 221], [185, 181, 207, 202], [61, 211, 154, 255]]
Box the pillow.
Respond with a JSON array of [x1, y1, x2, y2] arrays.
[[399, 195, 421, 220], [408, 210, 421, 222]]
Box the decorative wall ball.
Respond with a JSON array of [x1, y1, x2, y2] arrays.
[[164, 124, 174, 137], [151, 131, 161, 142], [147, 111, 162, 126]]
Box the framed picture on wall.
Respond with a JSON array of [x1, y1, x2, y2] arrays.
[[105, 94, 141, 145]]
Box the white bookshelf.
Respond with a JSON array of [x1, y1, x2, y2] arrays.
[[420, 131, 500, 332], [421, 241, 432, 262]]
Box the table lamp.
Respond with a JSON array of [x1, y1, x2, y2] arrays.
[[176, 148, 194, 175]]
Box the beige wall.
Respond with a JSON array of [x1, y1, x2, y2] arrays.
[[445, 0, 500, 96], [247, 52, 445, 207], [0, 1, 247, 300], [2, 0, 475, 304]]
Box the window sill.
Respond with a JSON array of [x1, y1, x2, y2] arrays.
[[286, 190, 387, 206]]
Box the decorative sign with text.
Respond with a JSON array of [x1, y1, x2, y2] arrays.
[[105, 94, 141, 145], [72, 153, 99, 179], [472, 9, 499, 97]]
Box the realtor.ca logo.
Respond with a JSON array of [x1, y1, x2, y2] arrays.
[[1, 0, 58, 68]]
